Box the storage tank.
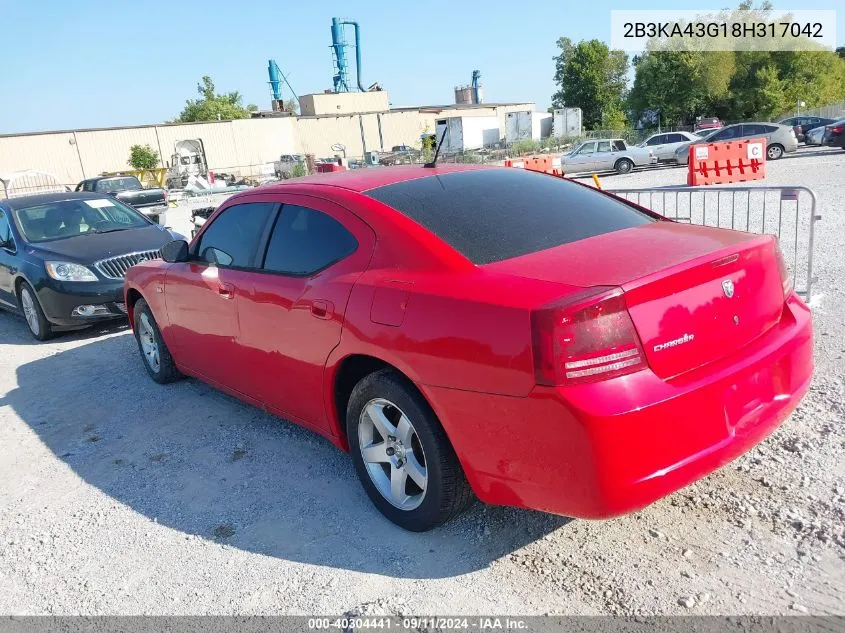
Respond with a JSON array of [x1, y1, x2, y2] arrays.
[[454, 86, 475, 105]]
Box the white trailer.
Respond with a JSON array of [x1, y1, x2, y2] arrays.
[[435, 116, 500, 152], [553, 108, 583, 139], [505, 111, 553, 142]]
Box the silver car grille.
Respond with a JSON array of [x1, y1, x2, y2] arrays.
[[94, 250, 162, 280]]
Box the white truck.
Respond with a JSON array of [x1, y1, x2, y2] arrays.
[[167, 139, 208, 189], [434, 116, 500, 153], [505, 111, 553, 142]]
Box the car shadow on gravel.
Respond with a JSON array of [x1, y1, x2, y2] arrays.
[[1, 333, 571, 579], [0, 310, 130, 346]]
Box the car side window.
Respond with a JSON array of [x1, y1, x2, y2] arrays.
[[196, 202, 275, 268], [577, 142, 596, 154], [262, 205, 358, 276], [0, 210, 12, 246], [646, 135, 665, 146], [597, 141, 612, 153], [742, 124, 766, 136], [612, 140, 626, 151], [669, 133, 685, 143], [712, 126, 738, 140]]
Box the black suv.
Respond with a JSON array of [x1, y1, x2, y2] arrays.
[[0, 192, 181, 340]]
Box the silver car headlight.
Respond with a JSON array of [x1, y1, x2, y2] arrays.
[[45, 262, 99, 282]]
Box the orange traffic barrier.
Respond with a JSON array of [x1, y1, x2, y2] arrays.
[[687, 137, 766, 186], [505, 155, 564, 177]]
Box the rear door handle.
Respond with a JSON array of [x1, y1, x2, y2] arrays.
[[311, 300, 333, 319], [218, 282, 234, 299]]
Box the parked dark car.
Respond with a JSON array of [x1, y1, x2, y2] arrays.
[[0, 192, 181, 340], [76, 176, 168, 223], [778, 116, 835, 143], [822, 118, 845, 149]]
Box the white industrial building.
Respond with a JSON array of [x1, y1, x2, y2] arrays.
[[0, 91, 540, 188]]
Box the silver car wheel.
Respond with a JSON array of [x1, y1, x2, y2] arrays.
[[358, 398, 428, 511], [20, 287, 40, 337], [138, 313, 161, 373], [767, 145, 783, 160]]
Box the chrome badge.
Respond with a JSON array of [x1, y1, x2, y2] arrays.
[[722, 279, 735, 298]]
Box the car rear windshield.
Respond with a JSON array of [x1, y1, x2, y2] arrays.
[[97, 177, 142, 192], [365, 169, 655, 264]]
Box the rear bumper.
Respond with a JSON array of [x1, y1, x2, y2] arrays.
[[424, 294, 813, 519]]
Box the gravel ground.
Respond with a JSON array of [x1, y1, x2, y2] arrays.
[[1, 147, 843, 616]]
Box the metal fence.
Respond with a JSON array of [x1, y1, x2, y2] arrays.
[[606, 186, 820, 298], [775, 100, 845, 122]]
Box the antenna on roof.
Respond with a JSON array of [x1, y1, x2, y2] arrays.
[[424, 128, 448, 168]]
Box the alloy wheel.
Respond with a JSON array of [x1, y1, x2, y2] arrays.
[[138, 313, 161, 373], [358, 398, 428, 511], [20, 288, 40, 337]]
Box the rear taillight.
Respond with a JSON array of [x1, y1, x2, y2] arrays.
[[775, 241, 793, 297], [163, 190, 169, 204], [832, 126, 843, 134], [531, 287, 647, 386]]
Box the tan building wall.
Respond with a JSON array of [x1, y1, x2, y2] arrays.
[[299, 91, 389, 116], [0, 101, 534, 188]]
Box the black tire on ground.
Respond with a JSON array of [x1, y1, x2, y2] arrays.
[[133, 298, 181, 384], [346, 369, 473, 531], [767, 144, 784, 160], [17, 281, 53, 341], [615, 158, 634, 174]]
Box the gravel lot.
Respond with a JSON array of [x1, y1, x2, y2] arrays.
[[1, 147, 843, 616]]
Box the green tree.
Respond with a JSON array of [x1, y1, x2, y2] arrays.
[[128, 144, 159, 169], [552, 38, 629, 129], [176, 76, 258, 123], [281, 99, 299, 114], [629, 1, 845, 124]]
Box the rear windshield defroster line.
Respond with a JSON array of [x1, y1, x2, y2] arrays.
[[365, 169, 655, 265]]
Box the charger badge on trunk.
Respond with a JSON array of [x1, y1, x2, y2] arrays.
[[722, 279, 735, 298]]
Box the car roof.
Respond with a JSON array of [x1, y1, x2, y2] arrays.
[[255, 163, 488, 193], [2, 191, 110, 209]]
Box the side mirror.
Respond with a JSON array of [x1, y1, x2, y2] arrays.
[[161, 239, 189, 263]]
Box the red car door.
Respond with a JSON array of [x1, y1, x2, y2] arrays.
[[163, 200, 277, 392], [235, 194, 375, 435]]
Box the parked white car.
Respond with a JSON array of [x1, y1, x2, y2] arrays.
[[804, 126, 826, 146], [638, 131, 701, 163], [561, 139, 656, 174]]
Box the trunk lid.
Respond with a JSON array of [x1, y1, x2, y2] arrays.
[[484, 222, 786, 380]]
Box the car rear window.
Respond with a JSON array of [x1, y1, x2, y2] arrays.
[[365, 169, 655, 265]]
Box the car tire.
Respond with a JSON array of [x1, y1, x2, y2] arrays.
[[767, 144, 784, 160], [133, 298, 181, 384], [615, 158, 634, 174], [346, 369, 473, 531], [17, 281, 53, 341]]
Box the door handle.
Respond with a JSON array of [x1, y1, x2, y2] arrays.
[[311, 300, 333, 319], [218, 283, 234, 299]]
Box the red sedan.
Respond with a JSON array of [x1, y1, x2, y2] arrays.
[[124, 165, 813, 531]]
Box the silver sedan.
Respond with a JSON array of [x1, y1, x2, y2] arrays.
[[638, 131, 701, 163], [561, 139, 656, 174]]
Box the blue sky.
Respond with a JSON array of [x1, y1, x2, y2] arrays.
[[1, 0, 842, 134]]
